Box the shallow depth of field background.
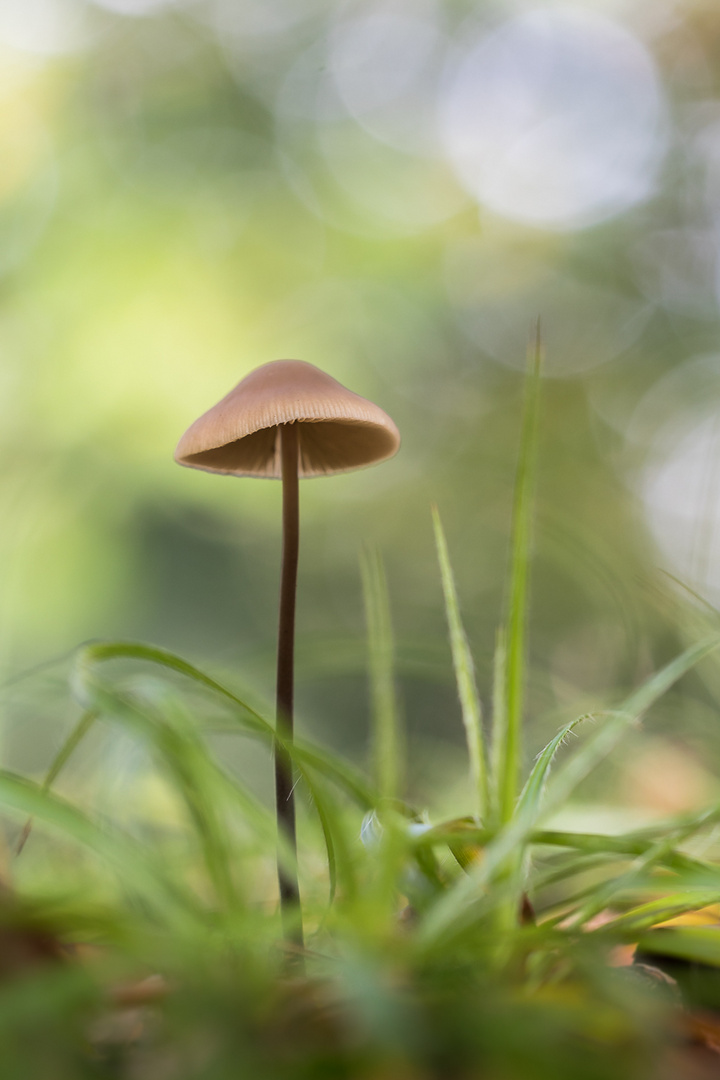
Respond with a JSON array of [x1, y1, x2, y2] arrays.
[[2, 0, 720, 833]]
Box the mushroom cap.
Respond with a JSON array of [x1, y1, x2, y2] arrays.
[[174, 360, 400, 478]]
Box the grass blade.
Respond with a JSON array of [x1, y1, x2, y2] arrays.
[[489, 629, 506, 827], [600, 892, 720, 935], [292, 743, 375, 810], [419, 634, 720, 951], [75, 640, 377, 808], [78, 680, 251, 910], [565, 837, 676, 929], [415, 824, 717, 876], [302, 771, 358, 908], [496, 331, 542, 824], [74, 641, 271, 735], [635, 927, 720, 967], [16, 709, 98, 855], [75, 652, 364, 905], [546, 635, 720, 812], [69, 639, 410, 910], [514, 713, 595, 827], [432, 505, 487, 822], [361, 549, 402, 802]]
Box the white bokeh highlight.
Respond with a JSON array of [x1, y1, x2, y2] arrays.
[[328, 1, 443, 154], [89, 0, 174, 17], [638, 357, 720, 602], [439, 7, 668, 230], [644, 414, 720, 602], [0, 0, 92, 54], [204, 0, 322, 43]]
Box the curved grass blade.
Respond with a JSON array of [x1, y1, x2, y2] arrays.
[[79, 677, 287, 909], [292, 743, 375, 810], [75, 640, 376, 808], [74, 641, 377, 904], [432, 506, 487, 822], [16, 709, 98, 855], [514, 713, 595, 828], [74, 641, 270, 735], [88, 685, 242, 908], [419, 635, 720, 951], [202, 721, 375, 810], [301, 770, 358, 909], [307, 779, 337, 908], [546, 634, 720, 812]]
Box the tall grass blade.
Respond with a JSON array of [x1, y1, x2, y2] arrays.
[[496, 331, 542, 824], [361, 549, 402, 802], [431, 505, 487, 822], [489, 628, 507, 827]]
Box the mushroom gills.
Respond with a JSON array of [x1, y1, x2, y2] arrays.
[[183, 420, 398, 478]]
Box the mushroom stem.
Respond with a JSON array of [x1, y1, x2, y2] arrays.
[[275, 422, 303, 950]]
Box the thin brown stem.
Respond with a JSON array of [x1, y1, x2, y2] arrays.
[[275, 422, 303, 951]]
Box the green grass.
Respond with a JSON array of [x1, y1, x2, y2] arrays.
[[361, 546, 403, 804], [496, 327, 543, 826], [3, 357, 720, 1077]]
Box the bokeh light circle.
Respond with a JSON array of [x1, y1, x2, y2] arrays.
[[444, 236, 650, 375], [637, 356, 720, 604], [89, 0, 175, 17], [328, 1, 443, 154], [439, 7, 668, 230], [276, 36, 467, 236], [0, 0, 92, 55]]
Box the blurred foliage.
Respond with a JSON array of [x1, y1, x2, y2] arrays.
[[0, 627, 718, 1077], [4, 0, 720, 828], [8, 6, 720, 1071]]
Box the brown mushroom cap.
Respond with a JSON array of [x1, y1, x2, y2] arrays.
[[174, 360, 400, 478]]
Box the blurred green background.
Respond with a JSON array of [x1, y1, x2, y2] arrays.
[[3, 0, 720, 827]]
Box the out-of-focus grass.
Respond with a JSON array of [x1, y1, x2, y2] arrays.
[[1, 360, 720, 1077], [4, 1, 720, 797]]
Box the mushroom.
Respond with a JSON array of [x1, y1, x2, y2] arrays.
[[175, 360, 400, 948]]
